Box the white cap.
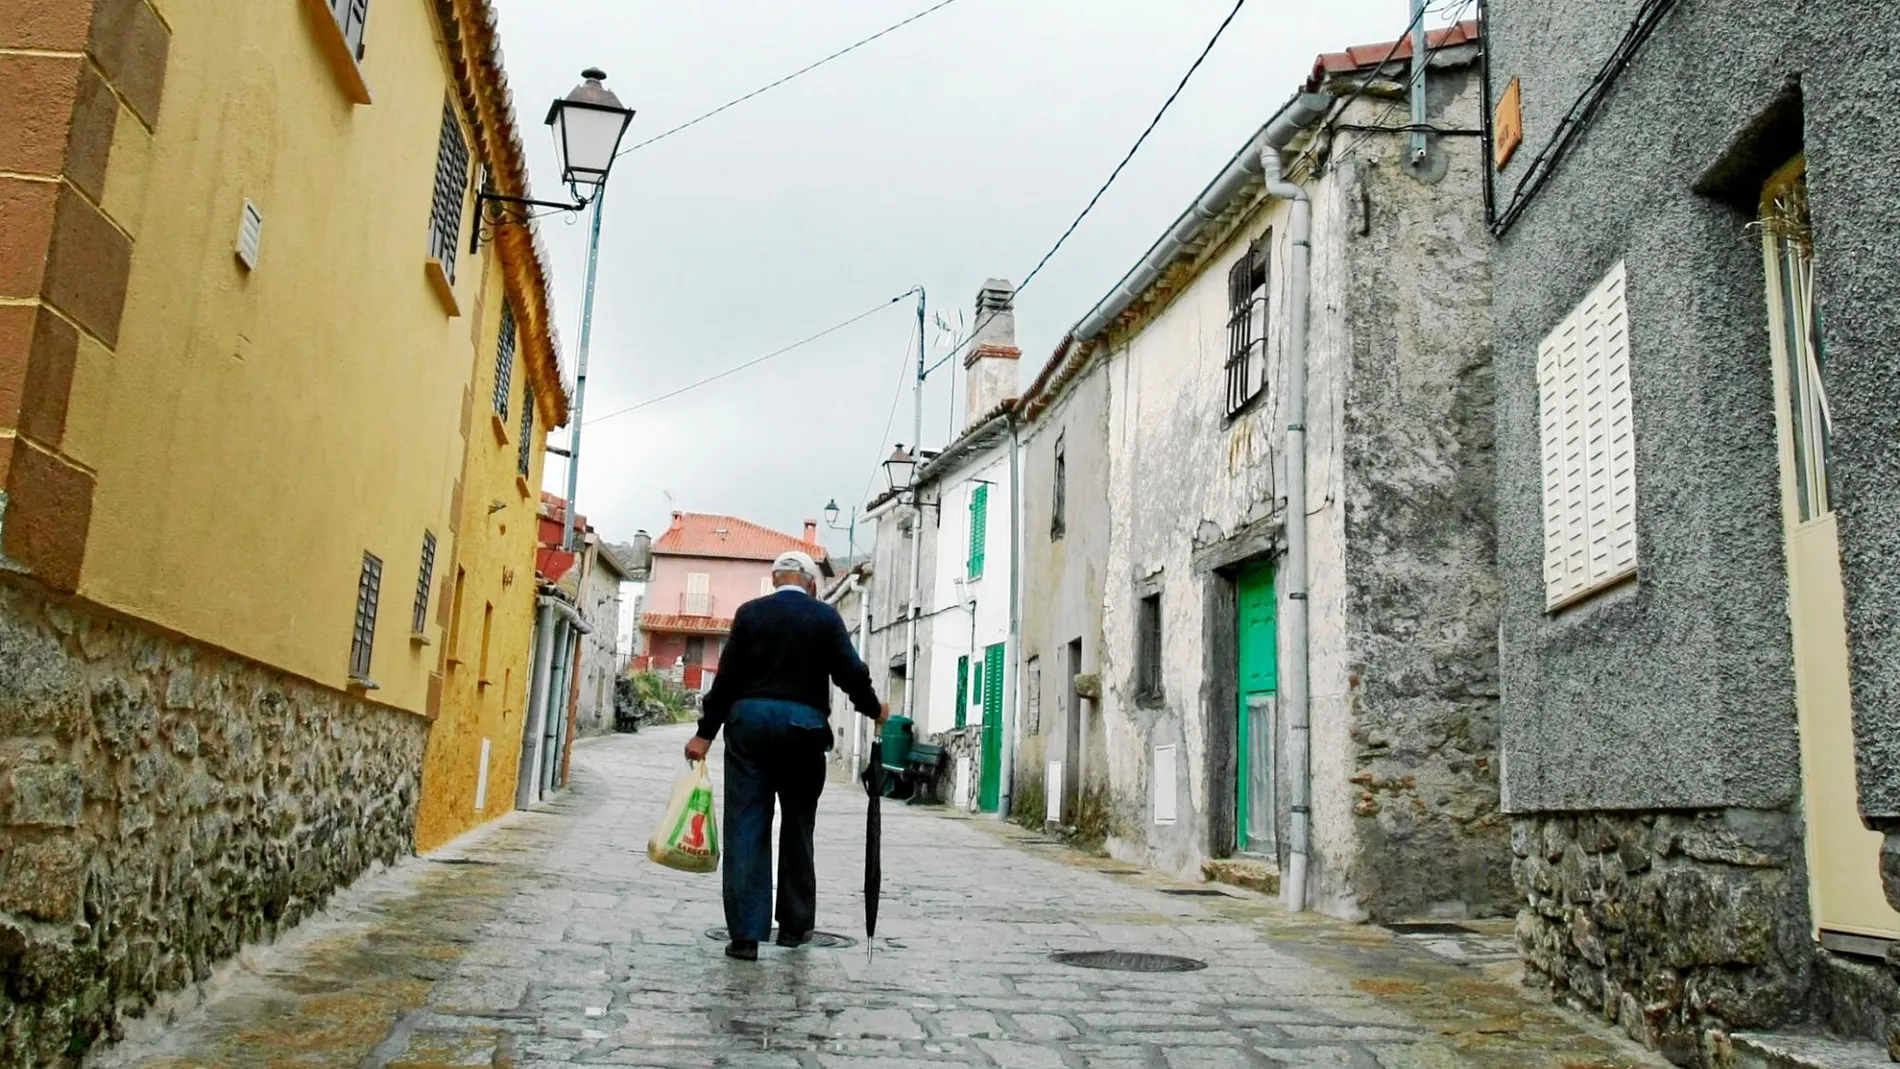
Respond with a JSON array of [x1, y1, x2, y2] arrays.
[[771, 550, 820, 581]]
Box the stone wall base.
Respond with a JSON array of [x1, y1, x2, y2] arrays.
[[1512, 810, 1815, 1067], [0, 577, 427, 1066]]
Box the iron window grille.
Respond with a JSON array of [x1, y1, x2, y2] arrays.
[[492, 303, 516, 417], [427, 99, 472, 282], [412, 531, 436, 635], [350, 552, 383, 681], [1225, 237, 1269, 417], [327, 0, 368, 60], [1136, 592, 1163, 701], [1051, 433, 1067, 540], [517, 386, 534, 477]]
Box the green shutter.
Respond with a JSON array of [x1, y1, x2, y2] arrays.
[[968, 484, 988, 579], [955, 655, 970, 729], [978, 642, 1006, 811]]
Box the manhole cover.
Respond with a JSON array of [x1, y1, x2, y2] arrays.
[[1159, 888, 1232, 897], [1382, 922, 1474, 935], [704, 928, 859, 949], [1097, 867, 1142, 875], [1051, 950, 1207, 973], [427, 857, 494, 866]]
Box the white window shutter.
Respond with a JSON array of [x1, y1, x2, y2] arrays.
[[1539, 261, 1636, 608]]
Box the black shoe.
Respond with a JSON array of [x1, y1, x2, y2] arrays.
[[725, 940, 759, 961], [775, 929, 813, 948]]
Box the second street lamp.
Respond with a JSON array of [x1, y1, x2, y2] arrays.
[[824, 497, 858, 560]]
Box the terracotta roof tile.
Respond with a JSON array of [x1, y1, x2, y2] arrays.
[[1308, 19, 1482, 89], [652, 512, 830, 563]]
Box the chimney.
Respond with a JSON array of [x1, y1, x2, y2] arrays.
[[964, 279, 1021, 430], [803, 519, 818, 544], [669, 511, 684, 531]]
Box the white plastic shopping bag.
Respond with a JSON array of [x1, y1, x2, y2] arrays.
[[647, 760, 720, 873]]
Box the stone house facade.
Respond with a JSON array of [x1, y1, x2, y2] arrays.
[[1484, 0, 1900, 1061], [1016, 323, 1113, 834], [0, 0, 562, 1061], [1017, 23, 1506, 923]]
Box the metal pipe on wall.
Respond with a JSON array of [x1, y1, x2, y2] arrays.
[[1256, 93, 1331, 913], [999, 415, 1023, 819], [517, 600, 558, 810]]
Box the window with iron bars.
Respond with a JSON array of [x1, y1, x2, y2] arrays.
[[1051, 433, 1067, 540], [350, 552, 383, 681], [492, 303, 516, 417], [1225, 236, 1269, 417], [327, 0, 368, 60], [427, 99, 471, 282], [412, 531, 436, 635], [517, 385, 535, 477], [1136, 592, 1163, 702]]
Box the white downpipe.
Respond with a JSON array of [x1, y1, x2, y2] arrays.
[[902, 499, 924, 726], [518, 600, 558, 810], [999, 416, 1023, 818], [1261, 116, 1320, 914]]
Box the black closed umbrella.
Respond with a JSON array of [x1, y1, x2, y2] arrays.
[[864, 740, 884, 960]]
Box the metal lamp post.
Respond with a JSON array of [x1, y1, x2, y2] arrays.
[[824, 497, 859, 560], [545, 69, 635, 552]]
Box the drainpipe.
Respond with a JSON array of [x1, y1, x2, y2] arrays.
[[518, 600, 558, 810], [999, 415, 1023, 819], [1258, 93, 1331, 914], [902, 497, 924, 727], [533, 596, 593, 800]]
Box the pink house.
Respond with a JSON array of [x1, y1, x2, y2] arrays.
[[636, 512, 830, 689]]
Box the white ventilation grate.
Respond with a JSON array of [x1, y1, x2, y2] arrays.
[[474, 737, 492, 811], [235, 199, 263, 270]]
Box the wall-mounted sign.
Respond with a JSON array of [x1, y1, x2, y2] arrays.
[[1495, 77, 1524, 170]]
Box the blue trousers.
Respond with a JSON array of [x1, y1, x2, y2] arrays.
[[722, 698, 831, 943]]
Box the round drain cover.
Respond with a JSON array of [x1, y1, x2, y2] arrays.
[[1051, 950, 1207, 973], [704, 928, 859, 949]]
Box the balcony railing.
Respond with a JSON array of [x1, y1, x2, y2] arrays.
[[680, 592, 714, 617]]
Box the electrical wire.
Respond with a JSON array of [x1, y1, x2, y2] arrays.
[[616, 0, 967, 158], [859, 314, 924, 507], [1015, 0, 1251, 296], [1324, 0, 1478, 169], [584, 292, 911, 425], [1490, 0, 1680, 234]]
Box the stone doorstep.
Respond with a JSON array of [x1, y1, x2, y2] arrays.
[[1202, 858, 1280, 896], [1728, 1032, 1893, 1069]]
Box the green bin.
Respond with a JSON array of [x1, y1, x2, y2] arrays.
[[879, 716, 913, 771]]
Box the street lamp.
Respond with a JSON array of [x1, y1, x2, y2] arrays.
[[883, 445, 917, 496], [549, 70, 634, 553], [823, 497, 858, 560]]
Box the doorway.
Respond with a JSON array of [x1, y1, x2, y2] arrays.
[[1761, 156, 1900, 940], [1235, 560, 1278, 855], [1061, 638, 1084, 826], [978, 641, 1005, 812]]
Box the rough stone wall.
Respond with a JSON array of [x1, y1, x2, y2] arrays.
[[1512, 810, 1813, 1066], [1336, 67, 1509, 921], [0, 578, 426, 1065]]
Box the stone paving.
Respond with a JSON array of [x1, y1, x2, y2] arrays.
[[98, 726, 1668, 1069]]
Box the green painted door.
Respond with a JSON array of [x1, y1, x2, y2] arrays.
[[1236, 561, 1277, 852], [978, 642, 1005, 812]]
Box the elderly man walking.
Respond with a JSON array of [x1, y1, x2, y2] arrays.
[[686, 550, 885, 961]]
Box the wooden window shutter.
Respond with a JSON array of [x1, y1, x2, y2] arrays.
[[427, 99, 471, 282], [968, 483, 988, 579], [493, 303, 516, 417], [1539, 261, 1636, 608], [983, 643, 1005, 727], [955, 654, 969, 728], [328, 0, 369, 60]]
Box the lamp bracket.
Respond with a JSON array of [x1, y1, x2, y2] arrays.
[[471, 191, 592, 254]]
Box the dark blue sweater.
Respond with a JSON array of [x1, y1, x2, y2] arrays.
[[696, 588, 881, 741]]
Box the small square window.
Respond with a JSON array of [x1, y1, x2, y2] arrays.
[[1136, 592, 1163, 702]]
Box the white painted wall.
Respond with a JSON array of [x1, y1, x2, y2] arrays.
[[919, 445, 1013, 739]]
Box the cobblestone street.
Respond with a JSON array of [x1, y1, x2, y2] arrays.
[[100, 727, 1667, 1069]]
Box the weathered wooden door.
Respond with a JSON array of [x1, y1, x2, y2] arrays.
[[979, 642, 1005, 812], [1236, 561, 1278, 854], [1762, 157, 1900, 941]]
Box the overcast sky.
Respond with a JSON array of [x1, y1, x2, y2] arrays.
[[491, 0, 1446, 557]]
